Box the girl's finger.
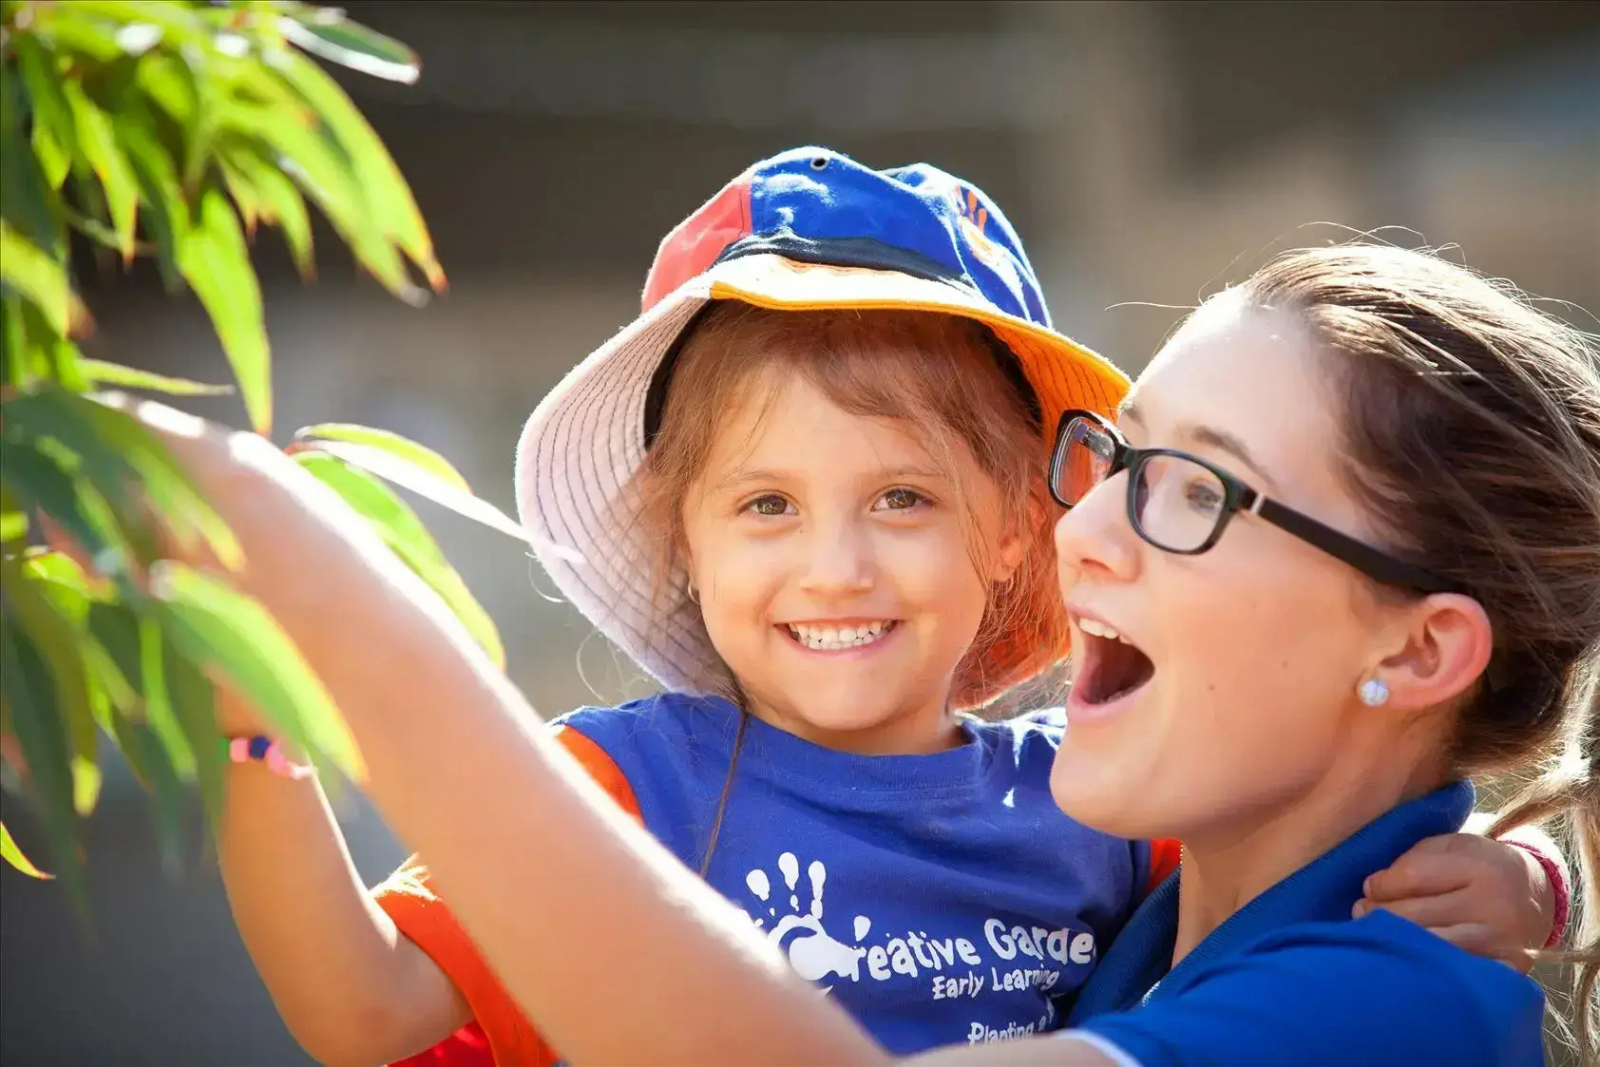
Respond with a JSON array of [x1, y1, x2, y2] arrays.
[[1362, 851, 1474, 902], [1360, 889, 1502, 932]]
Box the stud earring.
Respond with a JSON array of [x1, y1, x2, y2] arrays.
[[1358, 678, 1390, 707]]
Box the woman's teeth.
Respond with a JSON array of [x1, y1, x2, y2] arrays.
[[787, 621, 894, 651], [1079, 617, 1131, 643]]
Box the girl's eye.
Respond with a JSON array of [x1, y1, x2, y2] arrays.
[[744, 494, 794, 517], [876, 487, 927, 511]]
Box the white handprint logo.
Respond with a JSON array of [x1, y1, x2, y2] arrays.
[[746, 852, 872, 984]]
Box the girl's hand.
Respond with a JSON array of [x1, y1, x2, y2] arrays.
[[1354, 831, 1557, 972]]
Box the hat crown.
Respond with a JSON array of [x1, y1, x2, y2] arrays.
[[641, 147, 1050, 329]]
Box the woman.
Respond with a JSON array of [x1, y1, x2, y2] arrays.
[[124, 243, 1597, 1065]]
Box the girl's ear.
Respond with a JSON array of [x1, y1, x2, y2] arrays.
[[993, 493, 1043, 584], [994, 531, 1024, 584]]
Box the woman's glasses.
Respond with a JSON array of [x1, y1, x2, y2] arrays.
[[1048, 409, 1455, 593]]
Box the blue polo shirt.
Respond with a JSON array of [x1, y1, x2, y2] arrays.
[[1067, 781, 1547, 1066], [556, 694, 1149, 1053]]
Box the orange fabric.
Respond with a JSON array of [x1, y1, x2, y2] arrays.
[[1147, 838, 1182, 896], [376, 725, 641, 1067]]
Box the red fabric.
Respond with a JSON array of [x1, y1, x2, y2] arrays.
[[1147, 838, 1182, 896], [377, 725, 642, 1067], [640, 176, 752, 311]]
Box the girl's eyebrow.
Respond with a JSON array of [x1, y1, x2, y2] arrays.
[[715, 463, 950, 491]]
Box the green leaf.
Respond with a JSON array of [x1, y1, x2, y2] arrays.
[[0, 433, 127, 573], [0, 221, 87, 337], [46, 1, 208, 53], [161, 640, 224, 834], [13, 35, 79, 191], [277, 10, 420, 84], [301, 439, 527, 543], [269, 49, 442, 290], [7, 558, 101, 817], [1, 821, 53, 879], [86, 602, 142, 704], [62, 80, 139, 260], [295, 452, 505, 668], [80, 359, 233, 396], [113, 104, 188, 290], [1, 510, 29, 544], [149, 562, 365, 782], [108, 714, 187, 875], [176, 187, 272, 434], [137, 615, 195, 780], [218, 138, 314, 278], [3, 387, 241, 569], [0, 612, 85, 901], [0, 60, 67, 259], [295, 424, 473, 492], [217, 99, 422, 305], [133, 53, 198, 129]]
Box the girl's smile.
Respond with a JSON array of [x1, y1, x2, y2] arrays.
[[780, 619, 901, 654]]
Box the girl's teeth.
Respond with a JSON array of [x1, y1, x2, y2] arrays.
[[788, 621, 891, 651], [1079, 617, 1128, 643]]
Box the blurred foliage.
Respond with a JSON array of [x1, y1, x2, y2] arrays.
[[0, 0, 514, 905]]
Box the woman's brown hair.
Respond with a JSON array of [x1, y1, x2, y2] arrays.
[[1239, 244, 1600, 1062], [628, 301, 1067, 868]]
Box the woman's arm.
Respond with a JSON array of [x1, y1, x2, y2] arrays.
[[130, 402, 889, 1066]]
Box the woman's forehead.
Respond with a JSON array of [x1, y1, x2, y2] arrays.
[[1125, 301, 1342, 485]]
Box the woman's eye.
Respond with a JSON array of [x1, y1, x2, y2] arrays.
[[744, 494, 793, 517], [1182, 478, 1224, 516], [877, 487, 927, 511]]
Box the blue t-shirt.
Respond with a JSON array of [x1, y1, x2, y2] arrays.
[[556, 693, 1148, 1054], [1068, 782, 1547, 1067]]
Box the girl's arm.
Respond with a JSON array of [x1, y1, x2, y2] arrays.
[[217, 717, 469, 1066]]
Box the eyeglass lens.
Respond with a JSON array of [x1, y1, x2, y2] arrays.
[[1054, 419, 1231, 553]]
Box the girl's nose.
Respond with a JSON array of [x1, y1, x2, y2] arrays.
[[798, 517, 875, 597]]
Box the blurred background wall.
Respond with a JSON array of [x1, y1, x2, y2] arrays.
[[3, 1, 1597, 1062]]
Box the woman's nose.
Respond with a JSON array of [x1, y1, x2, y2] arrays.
[[1055, 472, 1140, 585]]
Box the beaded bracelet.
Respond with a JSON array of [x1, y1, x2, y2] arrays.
[[226, 735, 315, 780], [1505, 838, 1570, 950]]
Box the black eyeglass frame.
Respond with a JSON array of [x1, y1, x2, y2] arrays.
[[1048, 409, 1456, 594]]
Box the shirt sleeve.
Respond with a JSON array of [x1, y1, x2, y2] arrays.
[[1145, 840, 1181, 896], [374, 724, 643, 1067], [1074, 912, 1545, 1067]]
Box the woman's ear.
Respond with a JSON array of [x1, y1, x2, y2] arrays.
[[1372, 593, 1495, 712]]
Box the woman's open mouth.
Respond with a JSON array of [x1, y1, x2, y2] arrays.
[[1071, 615, 1155, 711], [783, 620, 899, 652]]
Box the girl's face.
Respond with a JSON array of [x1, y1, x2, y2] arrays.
[[681, 369, 1018, 755], [1050, 298, 1462, 844]]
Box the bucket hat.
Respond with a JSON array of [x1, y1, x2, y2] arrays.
[[515, 146, 1129, 699]]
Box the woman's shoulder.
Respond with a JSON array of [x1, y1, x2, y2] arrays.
[[1080, 910, 1545, 1067]]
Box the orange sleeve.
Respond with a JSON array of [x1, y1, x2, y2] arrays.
[[1146, 838, 1182, 896], [375, 724, 641, 1067]]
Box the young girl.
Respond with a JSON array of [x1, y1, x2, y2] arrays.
[[204, 151, 1565, 1066]]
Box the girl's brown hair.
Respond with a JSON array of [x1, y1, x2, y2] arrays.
[[1239, 244, 1600, 1062], [629, 302, 1068, 868]]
